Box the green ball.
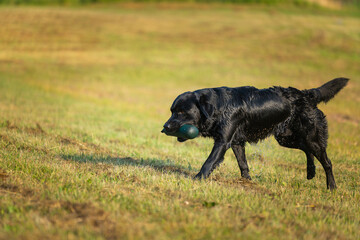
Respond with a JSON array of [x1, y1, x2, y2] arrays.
[[162, 124, 199, 139], [178, 124, 199, 139]]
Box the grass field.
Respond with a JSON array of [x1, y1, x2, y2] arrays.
[[0, 3, 359, 239]]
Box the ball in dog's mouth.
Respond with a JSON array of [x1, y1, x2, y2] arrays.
[[161, 124, 199, 140]]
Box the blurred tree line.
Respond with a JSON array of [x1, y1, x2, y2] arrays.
[[0, 0, 358, 7]]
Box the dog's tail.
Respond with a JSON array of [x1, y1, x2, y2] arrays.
[[305, 78, 349, 104]]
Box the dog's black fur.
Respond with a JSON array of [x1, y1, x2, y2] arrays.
[[163, 78, 349, 190]]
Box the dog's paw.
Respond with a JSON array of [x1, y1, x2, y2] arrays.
[[242, 174, 252, 180], [328, 181, 337, 191], [307, 173, 315, 180], [307, 166, 316, 180], [241, 170, 252, 180], [193, 172, 205, 180]]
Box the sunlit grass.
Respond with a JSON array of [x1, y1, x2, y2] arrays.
[[0, 3, 359, 240]]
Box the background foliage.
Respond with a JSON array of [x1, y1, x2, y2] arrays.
[[0, 0, 359, 8]]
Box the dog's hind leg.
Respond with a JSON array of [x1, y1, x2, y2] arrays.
[[305, 110, 336, 190], [275, 108, 336, 190], [307, 145, 336, 190], [231, 144, 251, 180], [274, 130, 316, 180], [320, 151, 336, 190]]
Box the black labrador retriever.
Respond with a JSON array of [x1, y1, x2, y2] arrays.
[[163, 78, 349, 190]]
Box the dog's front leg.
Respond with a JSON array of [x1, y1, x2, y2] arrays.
[[194, 141, 230, 180]]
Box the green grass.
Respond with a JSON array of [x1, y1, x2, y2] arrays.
[[0, 0, 327, 6], [0, 3, 359, 239], [1, 0, 359, 10]]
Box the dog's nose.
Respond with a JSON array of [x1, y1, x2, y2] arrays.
[[163, 123, 171, 132]]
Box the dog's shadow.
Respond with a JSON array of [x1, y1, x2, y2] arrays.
[[61, 154, 193, 177]]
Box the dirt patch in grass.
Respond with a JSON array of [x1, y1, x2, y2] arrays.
[[35, 199, 138, 240], [46, 201, 115, 231], [46, 200, 123, 239], [4, 120, 45, 134], [211, 175, 277, 197], [26, 123, 46, 135], [0, 183, 34, 198], [0, 169, 35, 198], [4, 120, 18, 130], [59, 136, 93, 151], [0, 134, 11, 143], [0, 168, 9, 180], [33, 200, 118, 239]]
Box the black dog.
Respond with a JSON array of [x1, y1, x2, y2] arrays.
[[163, 78, 349, 190]]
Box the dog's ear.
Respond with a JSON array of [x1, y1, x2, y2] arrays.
[[194, 91, 214, 119]]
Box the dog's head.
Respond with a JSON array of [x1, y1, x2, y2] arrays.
[[163, 90, 214, 142]]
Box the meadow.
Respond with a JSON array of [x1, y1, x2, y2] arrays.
[[0, 2, 359, 239]]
